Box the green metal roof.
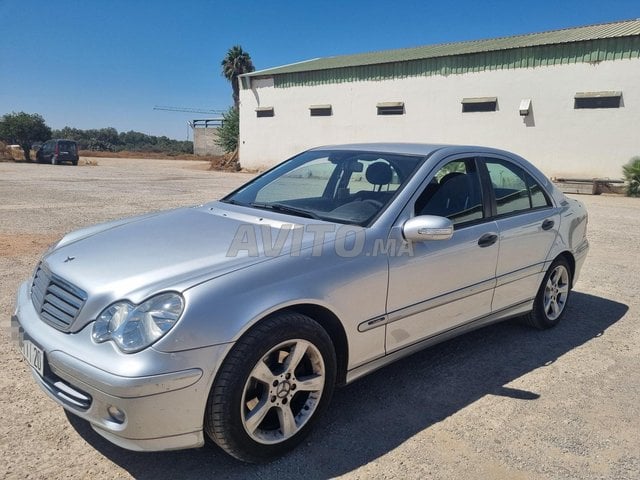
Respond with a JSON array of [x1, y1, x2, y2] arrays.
[[245, 19, 640, 78]]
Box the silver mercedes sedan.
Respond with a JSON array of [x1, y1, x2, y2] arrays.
[[12, 144, 589, 462]]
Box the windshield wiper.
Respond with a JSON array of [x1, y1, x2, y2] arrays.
[[220, 198, 245, 206], [249, 202, 320, 220]]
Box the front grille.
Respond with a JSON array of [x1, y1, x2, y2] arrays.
[[31, 265, 87, 331]]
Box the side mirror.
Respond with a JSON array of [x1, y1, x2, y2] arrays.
[[403, 215, 453, 241]]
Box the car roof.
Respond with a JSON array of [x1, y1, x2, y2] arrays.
[[309, 143, 516, 157]]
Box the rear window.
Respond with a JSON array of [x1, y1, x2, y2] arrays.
[[58, 142, 77, 154]]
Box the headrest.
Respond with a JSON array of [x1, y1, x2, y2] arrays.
[[439, 171, 465, 185], [366, 162, 393, 185]]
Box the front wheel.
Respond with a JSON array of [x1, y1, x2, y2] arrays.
[[205, 312, 336, 462], [524, 257, 572, 329]]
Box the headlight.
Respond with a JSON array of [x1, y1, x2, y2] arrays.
[[92, 293, 184, 353]]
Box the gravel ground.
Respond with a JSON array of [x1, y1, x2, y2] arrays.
[[0, 158, 638, 479]]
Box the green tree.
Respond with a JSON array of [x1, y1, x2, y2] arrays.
[[623, 156, 640, 197], [221, 45, 255, 108], [52, 126, 193, 154], [97, 127, 119, 146], [0, 112, 51, 161], [215, 107, 239, 153]]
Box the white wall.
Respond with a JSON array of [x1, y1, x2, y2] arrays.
[[239, 59, 640, 179], [193, 127, 225, 156]]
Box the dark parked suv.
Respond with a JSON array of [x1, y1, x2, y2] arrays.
[[36, 139, 79, 165]]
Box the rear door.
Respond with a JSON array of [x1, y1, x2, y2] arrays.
[[57, 141, 77, 162], [480, 156, 560, 311]]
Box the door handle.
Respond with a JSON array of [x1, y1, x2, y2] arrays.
[[542, 219, 555, 231], [478, 233, 498, 248]]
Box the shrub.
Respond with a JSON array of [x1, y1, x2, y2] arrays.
[[215, 107, 239, 154], [0, 141, 10, 160], [623, 156, 640, 197]]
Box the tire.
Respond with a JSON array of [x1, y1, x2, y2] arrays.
[[205, 312, 336, 463], [523, 257, 572, 329]]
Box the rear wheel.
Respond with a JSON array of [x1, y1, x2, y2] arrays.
[[205, 312, 336, 463], [524, 257, 572, 329]]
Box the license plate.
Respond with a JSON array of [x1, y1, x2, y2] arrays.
[[21, 338, 44, 377]]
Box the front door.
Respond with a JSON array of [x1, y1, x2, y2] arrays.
[[385, 156, 499, 353]]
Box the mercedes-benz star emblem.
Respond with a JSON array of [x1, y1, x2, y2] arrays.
[[276, 382, 291, 398]]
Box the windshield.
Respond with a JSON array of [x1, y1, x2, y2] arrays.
[[223, 149, 425, 226]]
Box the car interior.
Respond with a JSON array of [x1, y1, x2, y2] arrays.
[[415, 160, 484, 226]]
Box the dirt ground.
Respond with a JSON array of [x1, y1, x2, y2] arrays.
[[0, 158, 638, 479]]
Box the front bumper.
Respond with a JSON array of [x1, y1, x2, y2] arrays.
[[12, 281, 231, 451]]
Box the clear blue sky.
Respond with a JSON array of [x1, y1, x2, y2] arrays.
[[1, 0, 638, 140]]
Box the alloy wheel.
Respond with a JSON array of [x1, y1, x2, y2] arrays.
[[241, 339, 325, 444], [543, 265, 570, 320]]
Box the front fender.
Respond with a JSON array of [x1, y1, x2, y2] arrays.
[[153, 244, 389, 371]]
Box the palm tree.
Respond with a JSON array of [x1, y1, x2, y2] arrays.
[[221, 45, 255, 108]]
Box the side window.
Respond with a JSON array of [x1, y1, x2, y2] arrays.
[[485, 159, 551, 215], [485, 160, 529, 215], [415, 158, 484, 226], [526, 172, 552, 208]]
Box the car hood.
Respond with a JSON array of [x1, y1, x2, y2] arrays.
[[42, 202, 316, 306]]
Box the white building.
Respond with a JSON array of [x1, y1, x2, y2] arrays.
[[239, 19, 640, 179]]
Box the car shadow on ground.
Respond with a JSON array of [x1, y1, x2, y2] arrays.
[[65, 291, 627, 479]]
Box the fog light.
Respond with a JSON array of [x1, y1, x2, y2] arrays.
[[107, 405, 126, 424]]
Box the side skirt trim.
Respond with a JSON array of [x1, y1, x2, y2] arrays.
[[346, 299, 533, 384]]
